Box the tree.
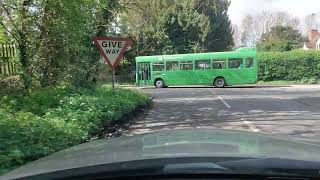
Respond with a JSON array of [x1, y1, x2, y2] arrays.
[[0, 26, 7, 43], [163, 0, 211, 53], [232, 24, 241, 48], [0, 0, 38, 88], [194, 0, 234, 51], [240, 15, 259, 47], [304, 13, 320, 34], [240, 11, 300, 47], [0, 0, 121, 88], [0, 15, 8, 43], [120, 0, 233, 56], [120, 0, 173, 55], [257, 25, 303, 52]]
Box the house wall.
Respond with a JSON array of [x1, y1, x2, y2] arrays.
[[308, 30, 320, 42], [317, 39, 320, 50]]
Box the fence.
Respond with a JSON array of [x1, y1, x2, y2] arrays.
[[0, 58, 17, 75], [97, 71, 135, 84], [0, 44, 18, 75]]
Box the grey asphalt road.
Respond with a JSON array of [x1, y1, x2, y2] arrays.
[[126, 85, 320, 143]]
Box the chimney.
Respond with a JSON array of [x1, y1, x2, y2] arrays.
[[308, 29, 319, 42]]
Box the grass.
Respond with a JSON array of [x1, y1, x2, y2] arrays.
[[257, 80, 320, 85], [257, 80, 301, 85], [0, 85, 149, 175]]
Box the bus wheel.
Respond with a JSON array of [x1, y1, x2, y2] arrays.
[[214, 77, 225, 88], [155, 79, 164, 88]]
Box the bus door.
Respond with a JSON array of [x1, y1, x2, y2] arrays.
[[194, 60, 213, 85], [226, 58, 247, 85], [174, 60, 197, 85], [243, 57, 257, 83], [211, 59, 227, 83], [137, 62, 151, 85]]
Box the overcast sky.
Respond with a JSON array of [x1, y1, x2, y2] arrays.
[[229, 0, 320, 26]]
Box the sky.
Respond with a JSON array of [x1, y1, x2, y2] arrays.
[[228, 0, 320, 26]]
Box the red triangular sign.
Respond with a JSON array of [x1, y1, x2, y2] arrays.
[[93, 37, 131, 70]]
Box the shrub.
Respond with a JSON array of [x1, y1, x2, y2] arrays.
[[0, 110, 86, 173], [258, 50, 320, 82], [300, 77, 310, 84], [0, 75, 24, 91], [0, 86, 149, 174], [307, 77, 318, 84]]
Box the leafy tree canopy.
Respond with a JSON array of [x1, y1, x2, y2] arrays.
[[0, 0, 121, 88], [120, 0, 233, 56], [0, 0, 235, 88], [257, 25, 303, 52], [0, 26, 7, 43]]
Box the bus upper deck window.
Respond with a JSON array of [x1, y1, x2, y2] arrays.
[[246, 57, 254, 68], [153, 62, 165, 71]]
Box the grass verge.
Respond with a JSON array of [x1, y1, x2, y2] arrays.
[[0, 86, 149, 174], [257, 80, 300, 85], [257, 80, 320, 85]]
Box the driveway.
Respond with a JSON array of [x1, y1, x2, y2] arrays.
[[126, 85, 320, 143]]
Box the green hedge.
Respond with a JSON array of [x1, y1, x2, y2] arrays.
[[0, 86, 148, 174], [258, 50, 320, 82]]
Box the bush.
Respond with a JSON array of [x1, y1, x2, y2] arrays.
[[0, 110, 86, 173], [307, 77, 318, 84], [300, 77, 310, 84], [0, 75, 24, 91], [258, 50, 320, 82], [0, 86, 149, 174]]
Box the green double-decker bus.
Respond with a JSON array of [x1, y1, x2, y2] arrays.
[[135, 47, 257, 88]]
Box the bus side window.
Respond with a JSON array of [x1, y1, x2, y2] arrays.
[[245, 57, 254, 68], [166, 61, 179, 71], [180, 61, 193, 70], [228, 58, 243, 69], [153, 62, 165, 71], [212, 59, 226, 69], [195, 60, 211, 70]]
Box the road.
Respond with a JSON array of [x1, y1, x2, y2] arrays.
[[125, 85, 320, 143]]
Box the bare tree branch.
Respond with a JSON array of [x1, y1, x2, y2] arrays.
[[240, 11, 301, 46]]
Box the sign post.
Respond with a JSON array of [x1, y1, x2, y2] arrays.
[[93, 37, 130, 93], [112, 69, 115, 93]]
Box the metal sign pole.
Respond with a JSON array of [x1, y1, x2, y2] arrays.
[[112, 69, 115, 94], [144, 64, 147, 85]]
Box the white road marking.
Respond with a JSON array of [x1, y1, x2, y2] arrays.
[[218, 96, 231, 109], [207, 89, 231, 108], [243, 120, 261, 132], [208, 89, 217, 94]]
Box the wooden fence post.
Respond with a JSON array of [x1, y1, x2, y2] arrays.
[[0, 44, 17, 75], [7, 59, 11, 74]]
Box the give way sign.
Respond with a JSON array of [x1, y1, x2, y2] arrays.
[[93, 37, 131, 70]]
